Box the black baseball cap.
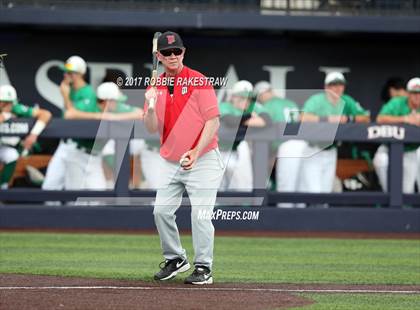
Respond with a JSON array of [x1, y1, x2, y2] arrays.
[[157, 31, 184, 51]]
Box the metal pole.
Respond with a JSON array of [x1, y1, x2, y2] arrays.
[[252, 140, 270, 206], [388, 142, 404, 208], [114, 132, 132, 198]]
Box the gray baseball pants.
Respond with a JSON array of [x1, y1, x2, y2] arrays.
[[153, 148, 224, 270]]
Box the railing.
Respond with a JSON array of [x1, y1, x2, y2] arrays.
[[1, 0, 420, 15], [0, 118, 419, 208]]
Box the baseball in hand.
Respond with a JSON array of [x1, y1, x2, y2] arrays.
[[179, 155, 190, 167], [145, 87, 157, 110]]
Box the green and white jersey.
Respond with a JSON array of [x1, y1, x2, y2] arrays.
[[74, 97, 138, 153], [71, 85, 97, 111], [70, 85, 100, 152], [303, 93, 368, 117], [1, 102, 36, 147], [262, 97, 299, 123], [11, 102, 35, 118], [379, 96, 420, 151], [303, 92, 368, 149], [70, 85, 138, 152], [113, 101, 136, 113], [74, 101, 136, 113], [219, 101, 269, 117], [261, 97, 299, 150], [219, 101, 270, 151], [379, 96, 420, 116]]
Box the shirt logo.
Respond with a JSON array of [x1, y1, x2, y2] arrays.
[[167, 35, 175, 44], [181, 86, 188, 95]]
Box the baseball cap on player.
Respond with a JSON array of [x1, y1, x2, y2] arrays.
[[406, 77, 420, 93], [325, 72, 346, 85], [97, 82, 125, 101], [60, 55, 87, 75], [157, 31, 184, 51], [232, 80, 253, 98], [0, 85, 17, 103], [254, 81, 272, 97]]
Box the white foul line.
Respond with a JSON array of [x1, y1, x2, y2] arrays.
[[0, 286, 419, 294]]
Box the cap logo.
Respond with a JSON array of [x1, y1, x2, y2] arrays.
[[65, 63, 73, 70], [167, 35, 175, 44]]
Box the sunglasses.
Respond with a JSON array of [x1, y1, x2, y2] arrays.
[[159, 48, 183, 57]]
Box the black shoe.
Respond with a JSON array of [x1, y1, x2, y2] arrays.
[[154, 257, 190, 281], [184, 265, 213, 285]]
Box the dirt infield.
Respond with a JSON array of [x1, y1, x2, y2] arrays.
[[0, 274, 313, 310], [1, 275, 420, 310]]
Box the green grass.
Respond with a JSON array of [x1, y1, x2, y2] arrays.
[[0, 232, 419, 285], [288, 293, 420, 310]]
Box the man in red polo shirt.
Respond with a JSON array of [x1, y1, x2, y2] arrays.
[[144, 31, 224, 285]]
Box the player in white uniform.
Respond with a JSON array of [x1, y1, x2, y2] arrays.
[[254, 81, 307, 207], [64, 82, 143, 190], [99, 90, 145, 190], [373, 77, 420, 193], [0, 85, 51, 188], [300, 72, 370, 194], [42, 56, 93, 191], [219, 81, 272, 191]]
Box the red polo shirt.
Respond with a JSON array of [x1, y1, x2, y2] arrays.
[[144, 66, 220, 162]]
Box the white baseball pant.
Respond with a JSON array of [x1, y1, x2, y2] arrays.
[[299, 145, 337, 193], [139, 146, 162, 189], [417, 147, 420, 189], [0, 145, 19, 164], [373, 144, 419, 193], [64, 146, 106, 190], [276, 139, 308, 207], [102, 139, 146, 157], [219, 141, 253, 191], [42, 140, 76, 190]]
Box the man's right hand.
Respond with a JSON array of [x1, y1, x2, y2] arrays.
[[145, 87, 157, 110], [60, 80, 71, 99]]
